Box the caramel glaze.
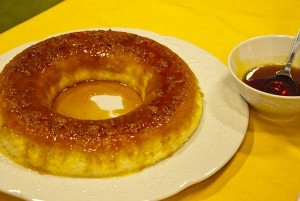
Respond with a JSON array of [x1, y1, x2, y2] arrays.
[[0, 30, 202, 177], [52, 80, 143, 120]]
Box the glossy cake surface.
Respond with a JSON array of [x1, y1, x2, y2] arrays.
[[0, 30, 203, 177]]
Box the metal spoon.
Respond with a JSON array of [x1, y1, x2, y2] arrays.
[[261, 30, 300, 96]]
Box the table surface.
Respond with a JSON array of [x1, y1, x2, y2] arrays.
[[0, 0, 299, 201]]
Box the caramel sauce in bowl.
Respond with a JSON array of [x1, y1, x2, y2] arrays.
[[242, 64, 300, 96], [52, 80, 142, 120]]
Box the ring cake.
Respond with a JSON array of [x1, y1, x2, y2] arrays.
[[0, 30, 203, 177]]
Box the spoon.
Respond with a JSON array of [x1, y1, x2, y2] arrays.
[[261, 30, 300, 96]]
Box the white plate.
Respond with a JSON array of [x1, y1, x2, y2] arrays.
[[0, 28, 249, 201]]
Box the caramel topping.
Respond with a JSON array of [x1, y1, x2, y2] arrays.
[[52, 80, 142, 120]]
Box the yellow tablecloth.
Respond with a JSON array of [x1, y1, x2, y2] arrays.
[[0, 0, 299, 200]]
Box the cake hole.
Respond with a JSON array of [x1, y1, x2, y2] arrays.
[[52, 80, 142, 120]]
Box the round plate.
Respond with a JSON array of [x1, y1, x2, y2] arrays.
[[0, 28, 249, 201]]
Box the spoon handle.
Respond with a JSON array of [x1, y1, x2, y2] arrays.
[[284, 29, 300, 74]]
